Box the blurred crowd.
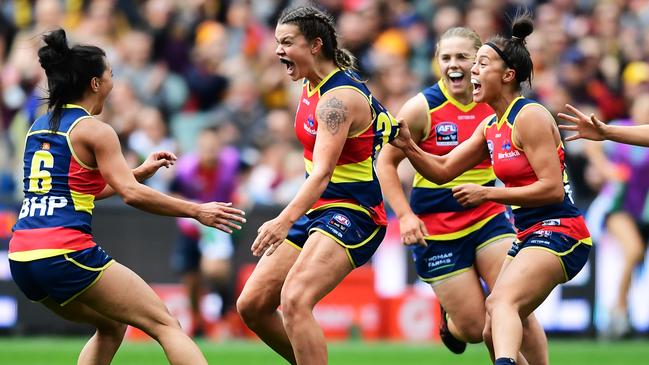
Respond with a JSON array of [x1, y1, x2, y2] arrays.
[[1, 0, 649, 210]]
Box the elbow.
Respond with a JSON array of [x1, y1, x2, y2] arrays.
[[119, 184, 142, 206], [546, 185, 565, 205]]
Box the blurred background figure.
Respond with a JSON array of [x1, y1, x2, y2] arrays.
[[583, 94, 649, 339], [170, 126, 240, 337]]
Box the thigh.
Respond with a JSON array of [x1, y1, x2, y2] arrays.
[[239, 242, 300, 307], [433, 268, 486, 323], [42, 297, 122, 330], [74, 262, 178, 329], [476, 237, 514, 290], [491, 248, 565, 317], [283, 232, 353, 306]]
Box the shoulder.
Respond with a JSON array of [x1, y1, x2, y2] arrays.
[[420, 82, 446, 109], [71, 117, 119, 144]]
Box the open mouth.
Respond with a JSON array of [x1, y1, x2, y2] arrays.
[[448, 71, 464, 86], [279, 58, 295, 75], [471, 78, 481, 95]]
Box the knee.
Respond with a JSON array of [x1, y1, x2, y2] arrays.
[[485, 291, 513, 317], [98, 322, 127, 343], [236, 290, 274, 327], [454, 320, 484, 343], [280, 284, 312, 323]]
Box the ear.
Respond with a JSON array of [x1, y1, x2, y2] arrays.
[[91, 77, 100, 92], [311, 37, 323, 54], [502, 68, 516, 84]]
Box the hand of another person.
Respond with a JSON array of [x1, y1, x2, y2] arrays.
[[135, 151, 177, 181], [251, 216, 292, 257], [399, 212, 428, 247], [557, 104, 607, 142], [196, 202, 246, 234], [452, 183, 488, 207], [389, 118, 411, 150]]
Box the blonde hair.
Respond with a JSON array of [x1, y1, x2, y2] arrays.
[[435, 27, 482, 59]]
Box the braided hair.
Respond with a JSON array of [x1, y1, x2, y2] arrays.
[[278, 6, 357, 71], [38, 29, 107, 131]]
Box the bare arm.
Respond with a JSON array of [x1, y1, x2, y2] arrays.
[[559, 103, 649, 147], [95, 151, 177, 200], [391, 118, 490, 185], [251, 89, 364, 256], [79, 119, 245, 232], [377, 94, 429, 246], [454, 105, 565, 207]]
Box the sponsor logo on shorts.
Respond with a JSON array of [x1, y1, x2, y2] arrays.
[[542, 219, 561, 226], [426, 252, 452, 269]]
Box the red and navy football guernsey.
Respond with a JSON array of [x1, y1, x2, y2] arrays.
[[411, 80, 504, 239], [484, 97, 591, 243], [294, 68, 398, 225], [10, 105, 106, 261]]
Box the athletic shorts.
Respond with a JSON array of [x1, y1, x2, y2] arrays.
[[508, 230, 591, 281], [285, 207, 386, 268], [413, 212, 515, 283], [10, 245, 114, 306]]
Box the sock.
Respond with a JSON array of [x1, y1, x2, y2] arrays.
[[495, 358, 516, 365]]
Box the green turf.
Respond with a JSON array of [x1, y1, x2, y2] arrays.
[[0, 337, 647, 364]]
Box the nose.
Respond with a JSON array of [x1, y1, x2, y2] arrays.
[[471, 61, 478, 76], [275, 44, 284, 56]]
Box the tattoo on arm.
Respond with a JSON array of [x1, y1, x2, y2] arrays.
[[316, 97, 348, 135]]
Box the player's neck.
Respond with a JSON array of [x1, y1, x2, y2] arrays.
[[306, 60, 337, 87], [491, 91, 519, 120]]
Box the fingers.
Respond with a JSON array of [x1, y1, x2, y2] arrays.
[[564, 104, 589, 120], [265, 239, 284, 256], [556, 112, 579, 124], [564, 134, 581, 142], [557, 124, 578, 131]]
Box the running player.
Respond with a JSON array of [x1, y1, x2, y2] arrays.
[[236, 6, 397, 365], [9, 29, 246, 365], [377, 26, 547, 363], [390, 15, 591, 365], [559, 103, 649, 147]]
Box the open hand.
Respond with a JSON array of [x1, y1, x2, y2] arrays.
[[557, 104, 607, 142], [251, 216, 292, 257], [196, 202, 246, 233]]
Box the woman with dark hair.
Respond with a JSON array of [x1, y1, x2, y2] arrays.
[[236, 6, 397, 365], [377, 26, 548, 363], [390, 15, 591, 365], [9, 29, 246, 365]]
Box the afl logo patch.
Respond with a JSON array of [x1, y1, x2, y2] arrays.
[[435, 122, 458, 146], [329, 213, 351, 233]]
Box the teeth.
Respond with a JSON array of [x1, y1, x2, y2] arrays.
[[471, 78, 480, 86], [449, 72, 463, 78]]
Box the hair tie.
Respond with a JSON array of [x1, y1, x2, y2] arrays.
[[485, 42, 514, 69]]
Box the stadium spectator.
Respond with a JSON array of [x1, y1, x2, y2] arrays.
[[9, 29, 245, 365], [389, 15, 591, 365], [236, 6, 397, 365]]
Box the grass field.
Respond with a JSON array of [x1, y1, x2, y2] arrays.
[[1, 337, 648, 365]]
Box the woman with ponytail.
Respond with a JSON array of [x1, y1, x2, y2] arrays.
[[9, 29, 246, 365], [236, 6, 398, 365], [390, 14, 591, 365]]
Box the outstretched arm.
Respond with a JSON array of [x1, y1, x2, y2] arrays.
[[558, 103, 649, 147], [454, 105, 565, 207], [251, 89, 363, 256], [82, 119, 245, 233], [390, 117, 490, 185], [377, 94, 429, 246], [95, 151, 177, 200]]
